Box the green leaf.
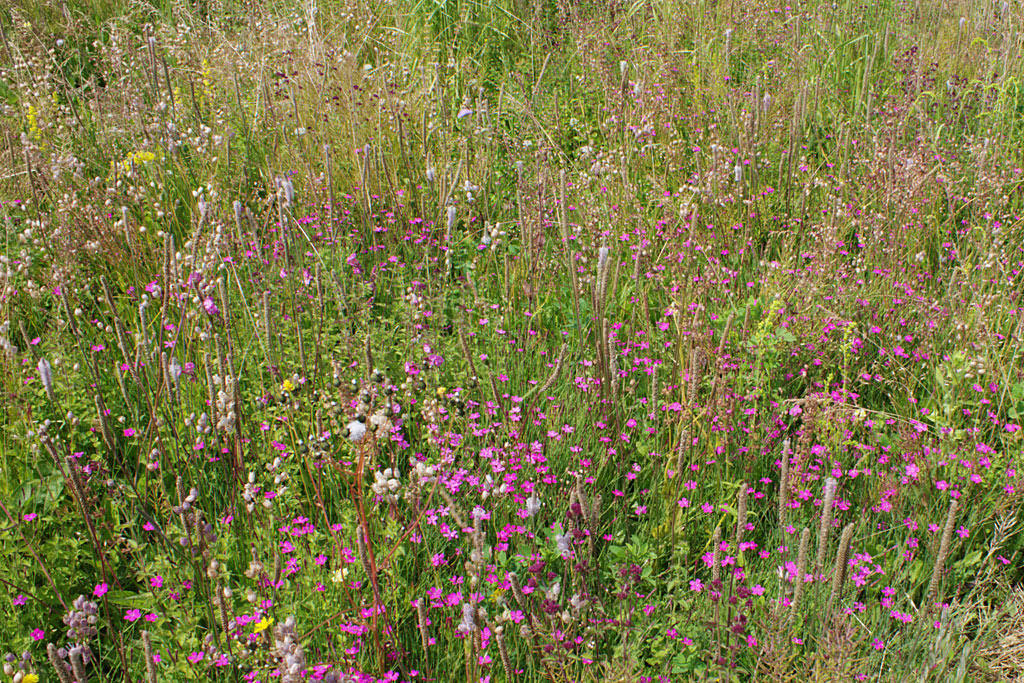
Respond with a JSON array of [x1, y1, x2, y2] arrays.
[[957, 550, 983, 569]]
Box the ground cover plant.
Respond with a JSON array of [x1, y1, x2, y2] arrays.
[[1, 0, 1023, 680]]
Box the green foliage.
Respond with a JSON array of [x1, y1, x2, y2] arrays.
[[1, 0, 1023, 682]]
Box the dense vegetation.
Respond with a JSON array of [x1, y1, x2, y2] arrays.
[[1, 0, 1023, 681]]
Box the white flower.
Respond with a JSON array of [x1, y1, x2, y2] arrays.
[[346, 420, 366, 443]]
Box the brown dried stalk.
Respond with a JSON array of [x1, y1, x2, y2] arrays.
[[925, 500, 959, 612], [827, 523, 855, 618]]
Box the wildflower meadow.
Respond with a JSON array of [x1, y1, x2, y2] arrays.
[[1, 0, 1023, 681]]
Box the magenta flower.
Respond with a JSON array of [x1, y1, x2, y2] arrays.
[[30, 628, 44, 640], [94, 583, 109, 598]]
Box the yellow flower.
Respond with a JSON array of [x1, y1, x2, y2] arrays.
[[200, 58, 213, 99], [436, 386, 447, 398], [282, 379, 295, 393], [254, 616, 274, 633], [24, 675, 40, 683]]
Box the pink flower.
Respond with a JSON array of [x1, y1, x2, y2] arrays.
[[202, 297, 220, 316], [13, 594, 27, 606], [30, 628, 44, 640], [94, 582, 109, 598], [125, 609, 142, 622]]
